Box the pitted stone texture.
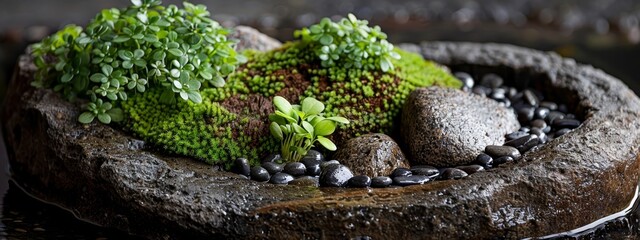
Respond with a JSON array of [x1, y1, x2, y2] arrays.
[[402, 87, 520, 167], [229, 25, 281, 52], [3, 42, 640, 239], [334, 133, 410, 177]]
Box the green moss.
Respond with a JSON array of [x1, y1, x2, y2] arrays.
[[121, 41, 460, 168]]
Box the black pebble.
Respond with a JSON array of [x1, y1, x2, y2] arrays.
[[301, 158, 321, 176], [485, 145, 521, 160], [371, 176, 393, 188], [390, 168, 412, 178], [505, 131, 528, 141], [262, 153, 282, 163], [517, 106, 535, 124], [411, 165, 439, 178], [320, 164, 354, 187], [555, 128, 571, 137], [392, 175, 431, 186], [552, 119, 581, 129], [440, 168, 468, 180], [347, 175, 372, 188], [302, 149, 324, 161], [472, 86, 491, 97], [250, 166, 270, 182], [504, 134, 541, 153], [523, 89, 539, 107], [480, 73, 503, 88], [320, 160, 340, 169], [284, 162, 306, 176], [493, 156, 514, 165], [474, 153, 493, 168], [261, 162, 283, 175], [530, 127, 547, 143], [231, 158, 251, 176], [545, 111, 565, 123], [534, 107, 550, 120], [269, 172, 294, 184], [455, 72, 474, 91], [457, 165, 485, 174], [540, 101, 558, 111]]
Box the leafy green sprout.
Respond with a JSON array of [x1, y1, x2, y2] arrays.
[[30, 0, 246, 124], [269, 96, 349, 162], [294, 13, 400, 72]]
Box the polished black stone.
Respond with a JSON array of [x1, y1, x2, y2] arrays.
[[474, 153, 493, 169], [552, 119, 581, 129], [440, 168, 468, 180], [370, 176, 393, 188], [392, 175, 431, 186], [347, 175, 372, 188], [456, 165, 485, 174], [320, 164, 354, 187], [231, 158, 251, 176], [485, 145, 521, 160], [390, 168, 412, 178], [261, 162, 284, 175], [410, 165, 439, 178], [261, 153, 282, 163], [269, 172, 294, 184], [250, 166, 270, 182], [283, 162, 306, 177]]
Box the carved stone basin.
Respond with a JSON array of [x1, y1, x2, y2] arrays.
[[3, 41, 640, 239]]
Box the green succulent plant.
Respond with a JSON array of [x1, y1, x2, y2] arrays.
[[30, 0, 246, 124], [295, 13, 400, 72], [269, 96, 349, 162]]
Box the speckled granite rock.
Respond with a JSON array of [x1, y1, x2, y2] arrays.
[[402, 87, 520, 167], [229, 25, 282, 52], [334, 133, 410, 177], [3, 41, 640, 239]]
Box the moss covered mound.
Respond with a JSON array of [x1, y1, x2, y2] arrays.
[[121, 42, 461, 167]]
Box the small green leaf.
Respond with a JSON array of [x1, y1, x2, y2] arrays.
[[167, 48, 184, 57], [107, 108, 124, 122], [273, 96, 292, 115], [97, 113, 111, 124], [275, 110, 297, 124], [211, 75, 225, 87], [61, 73, 73, 83], [302, 121, 314, 135], [316, 136, 337, 151], [187, 91, 202, 103], [292, 124, 306, 134], [101, 65, 113, 76], [301, 97, 324, 116], [269, 122, 283, 140], [90, 73, 107, 83], [326, 116, 350, 124], [314, 120, 336, 136], [78, 112, 95, 124]]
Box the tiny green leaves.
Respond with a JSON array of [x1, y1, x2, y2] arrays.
[[30, 0, 245, 124], [294, 13, 400, 72], [269, 95, 349, 162]]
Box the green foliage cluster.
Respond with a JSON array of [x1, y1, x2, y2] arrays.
[[30, 0, 245, 124], [269, 96, 349, 162], [295, 14, 400, 72]]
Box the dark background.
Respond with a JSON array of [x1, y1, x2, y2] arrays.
[[1, 0, 640, 238]]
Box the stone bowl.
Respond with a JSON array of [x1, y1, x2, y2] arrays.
[[3, 41, 640, 239]]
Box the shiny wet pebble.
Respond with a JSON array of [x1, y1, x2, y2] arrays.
[[474, 153, 493, 168], [250, 166, 270, 182], [303, 149, 324, 161], [269, 172, 294, 184], [320, 160, 340, 169], [493, 156, 515, 165], [347, 175, 371, 188], [231, 158, 250, 176], [390, 168, 412, 178], [552, 118, 581, 129], [371, 176, 392, 188], [410, 165, 439, 178], [284, 162, 306, 176], [456, 165, 485, 174], [485, 145, 521, 160], [261, 162, 283, 175], [301, 158, 321, 176], [262, 153, 282, 163]]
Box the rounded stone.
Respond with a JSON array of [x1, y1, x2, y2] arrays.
[[320, 160, 340, 169], [334, 133, 410, 177], [250, 166, 270, 182], [319, 164, 354, 187], [390, 168, 412, 178], [401, 87, 520, 167], [410, 165, 439, 178], [440, 168, 468, 180], [231, 158, 251, 176], [370, 176, 393, 188], [283, 162, 306, 177], [392, 175, 431, 186], [261, 162, 283, 175], [484, 145, 521, 160], [474, 153, 493, 169], [456, 165, 485, 174], [261, 153, 282, 163], [347, 175, 371, 188], [302, 149, 324, 162], [269, 173, 294, 185], [301, 158, 321, 176]]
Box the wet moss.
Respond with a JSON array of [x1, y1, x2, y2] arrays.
[[121, 41, 461, 168]]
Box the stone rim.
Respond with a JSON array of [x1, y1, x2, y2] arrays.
[[3, 42, 640, 239]]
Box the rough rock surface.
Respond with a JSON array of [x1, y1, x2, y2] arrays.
[[334, 133, 410, 177], [3, 42, 640, 239], [402, 87, 520, 167], [228, 25, 282, 52]]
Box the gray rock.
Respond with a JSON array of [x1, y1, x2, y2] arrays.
[[401, 87, 520, 167], [228, 25, 281, 52], [334, 133, 410, 177], [4, 42, 640, 239]]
